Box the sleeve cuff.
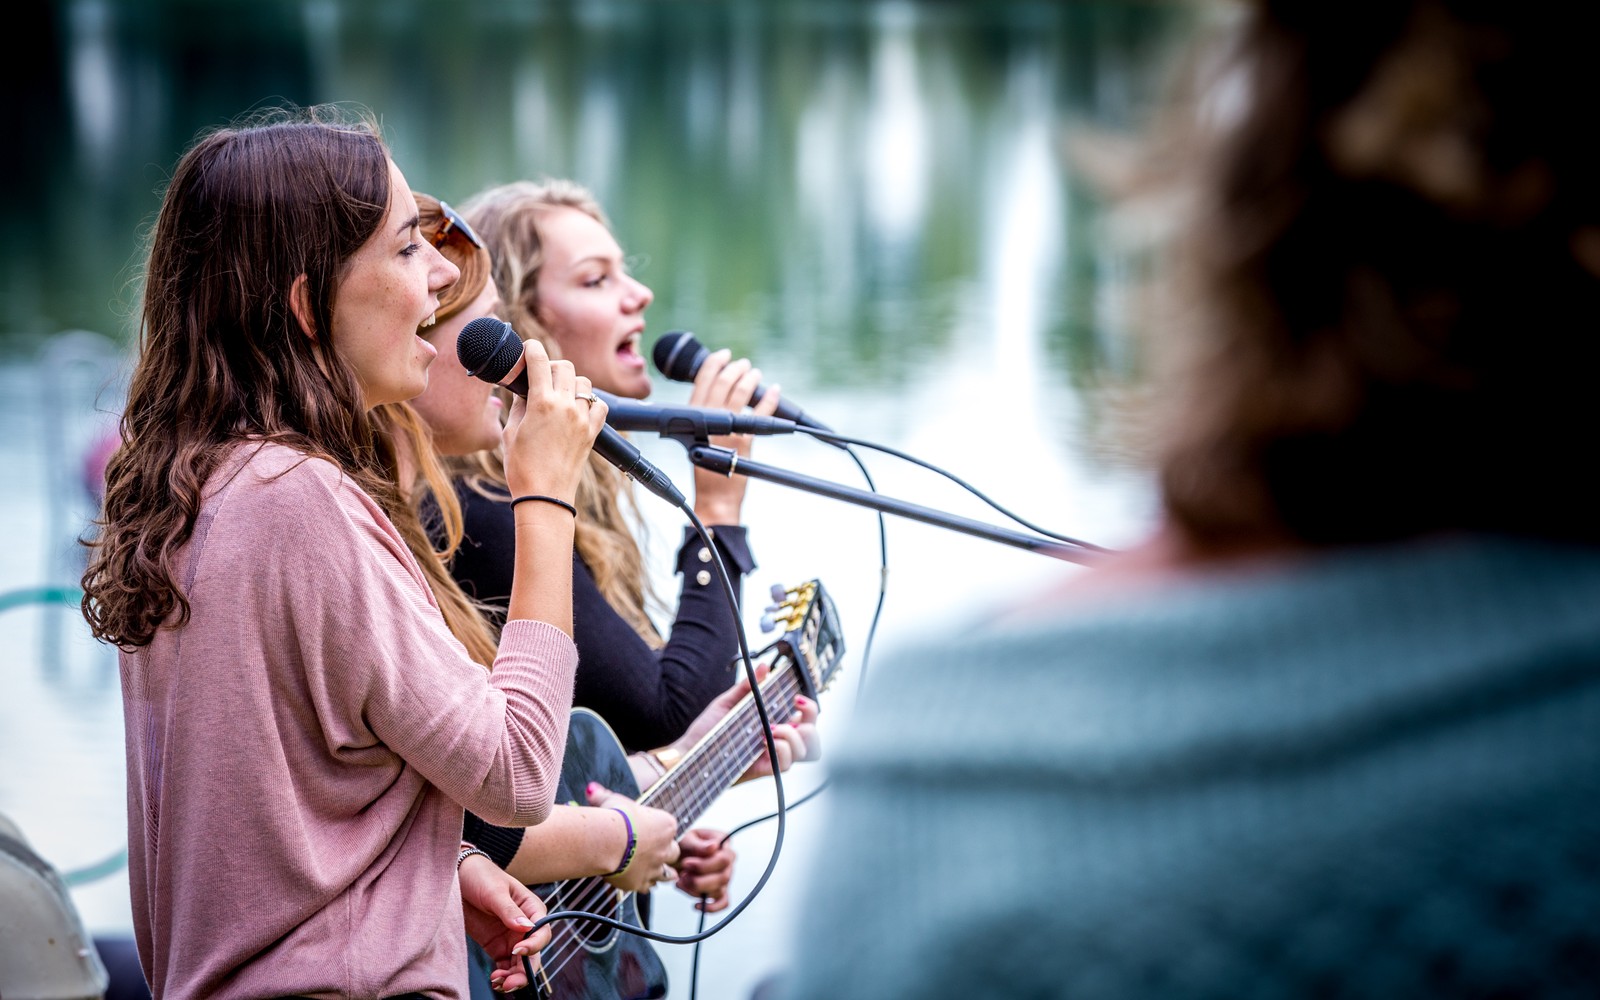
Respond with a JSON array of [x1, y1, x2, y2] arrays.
[[462, 812, 525, 870], [677, 525, 756, 577]]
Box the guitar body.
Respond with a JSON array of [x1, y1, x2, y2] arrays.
[[533, 708, 667, 1000]]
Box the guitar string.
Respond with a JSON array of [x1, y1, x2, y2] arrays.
[[537, 665, 806, 979], [534, 669, 808, 979], [649, 670, 806, 832]]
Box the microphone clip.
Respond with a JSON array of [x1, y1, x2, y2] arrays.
[[684, 444, 740, 477]]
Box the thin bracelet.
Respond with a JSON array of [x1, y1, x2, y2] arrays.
[[633, 751, 667, 783], [510, 494, 577, 517], [457, 846, 492, 871], [605, 807, 638, 877]]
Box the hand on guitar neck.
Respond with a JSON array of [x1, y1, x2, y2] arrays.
[[579, 660, 820, 910], [649, 661, 822, 786]]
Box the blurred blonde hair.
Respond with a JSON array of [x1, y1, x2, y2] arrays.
[[458, 179, 663, 646]]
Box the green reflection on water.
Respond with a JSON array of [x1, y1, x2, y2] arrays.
[[5, 0, 1186, 419]]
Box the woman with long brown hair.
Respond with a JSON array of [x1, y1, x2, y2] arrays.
[[81, 106, 604, 999]]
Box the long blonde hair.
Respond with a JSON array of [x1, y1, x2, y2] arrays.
[[458, 180, 663, 646]]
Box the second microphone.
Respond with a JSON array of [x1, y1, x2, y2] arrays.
[[456, 316, 687, 507]]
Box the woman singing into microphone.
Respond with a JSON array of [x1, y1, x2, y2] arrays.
[[80, 106, 603, 999], [448, 179, 806, 759], [402, 190, 817, 997]]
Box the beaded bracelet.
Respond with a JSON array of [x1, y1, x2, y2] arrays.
[[604, 807, 638, 877], [457, 846, 492, 871], [511, 494, 577, 517]]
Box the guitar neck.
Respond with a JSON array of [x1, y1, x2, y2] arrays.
[[638, 663, 803, 836]]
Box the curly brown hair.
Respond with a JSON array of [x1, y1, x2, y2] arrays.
[[82, 106, 410, 647]]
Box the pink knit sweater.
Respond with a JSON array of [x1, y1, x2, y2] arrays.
[[118, 443, 578, 999]]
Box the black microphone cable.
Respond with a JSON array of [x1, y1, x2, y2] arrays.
[[795, 427, 1114, 553], [839, 445, 889, 696], [519, 506, 793, 990], [685, 777, 834, 1000], [681, 442, 891, 1000]]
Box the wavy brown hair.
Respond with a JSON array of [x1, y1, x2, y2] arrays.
[[457, 180, 663, 646], [1151, 0, 1600, 550], [82, 106, 412, 648]]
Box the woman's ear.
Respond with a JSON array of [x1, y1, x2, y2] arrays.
[[289, 274, 317, 340]]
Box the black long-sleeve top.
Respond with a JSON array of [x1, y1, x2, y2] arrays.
[[448, 480, 755, 754], [449, 478, 756, 884]]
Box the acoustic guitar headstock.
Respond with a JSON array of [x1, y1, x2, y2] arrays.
[[757, 579, 845, 704]]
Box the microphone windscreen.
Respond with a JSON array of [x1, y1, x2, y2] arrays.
[[458, 317, 524, 383], [651, 330, 708, 383]]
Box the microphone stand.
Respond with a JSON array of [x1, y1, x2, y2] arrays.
[[682, 443, 1103, 566]]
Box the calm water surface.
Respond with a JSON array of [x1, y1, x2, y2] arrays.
[[1, 2, 1186, 996]]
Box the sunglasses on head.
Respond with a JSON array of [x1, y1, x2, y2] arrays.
[[429, 201, 484, 250]]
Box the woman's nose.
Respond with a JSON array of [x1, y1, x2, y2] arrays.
[[624, 276, 654, 313], [428, 243, 461, 293]]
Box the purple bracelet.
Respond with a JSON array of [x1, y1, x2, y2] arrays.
[[605, 807, 637, 877]]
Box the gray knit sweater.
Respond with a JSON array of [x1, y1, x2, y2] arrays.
[[785, 536, 1600, 998]]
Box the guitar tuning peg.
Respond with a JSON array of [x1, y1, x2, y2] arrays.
[[759, 614, 778, 633], [769, 582, 788, 604]]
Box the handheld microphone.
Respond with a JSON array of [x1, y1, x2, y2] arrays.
[[652, 331, 834, 433], [457, 317, 686, 507], [592, 389, 798, 437]]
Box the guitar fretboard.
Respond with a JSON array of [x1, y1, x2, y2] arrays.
[[639, 661, 805, 835]]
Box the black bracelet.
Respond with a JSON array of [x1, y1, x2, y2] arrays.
[[510, 494, 577, 517], [457, 846, 492, 870]]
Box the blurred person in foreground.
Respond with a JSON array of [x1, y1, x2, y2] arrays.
[[780, 1, 1600, 996]]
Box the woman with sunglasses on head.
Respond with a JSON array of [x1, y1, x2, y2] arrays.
[[405, 193, 816, 995], [80, 106, 604, 999]]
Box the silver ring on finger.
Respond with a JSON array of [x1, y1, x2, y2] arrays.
[[577, 392, 598, 405]]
